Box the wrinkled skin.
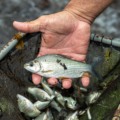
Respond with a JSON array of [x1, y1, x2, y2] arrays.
[[13, 11, 91, 89]]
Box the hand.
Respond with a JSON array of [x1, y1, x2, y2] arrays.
[[13, 11, 91, 89]]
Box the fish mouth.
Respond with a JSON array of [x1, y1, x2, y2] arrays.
[[24, 63, 29, 68], [24, 64, 35, 73], [24, 64, 30, 71], [24, 63, 40, 73]]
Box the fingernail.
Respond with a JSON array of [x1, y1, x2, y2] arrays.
[[81, 77, 90, 87], [13, 21, 24, 28], [13, 21, 20, 25], [62, 79, 72, 89]]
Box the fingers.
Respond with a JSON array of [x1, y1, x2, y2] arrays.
[[81, 76, 90, 87], [47, 78, 58, 85], [62, 78, 72, 89], [31, 74, 72, 89], [47, 77, 72, 89], [61, 77, 90, 89], [13, 16, 47, 33], [32, 74, 90, 89], [48, 76, 90, 89], [32, 74, 42, 85]]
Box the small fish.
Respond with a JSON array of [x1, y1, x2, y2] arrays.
[[34, 112, 47, 120], [46, 109, 54, 120], [79, 108, 92, 120], [17, 94, 40, 117], [34, 110, 54, 120], [64, 97, 79, 110], [24, 54, 93, 79], [86, 107, 92, 120], [41, 80, 54, 96], [65, 111, 79, 120], [80, 87, 88, 92], [27, 87, 54, 101], [55, 91, 65, 107], [50, 101, 62, 112], [34, 101, 50, 110], [79, 110, 86, 116], [86, 91, 102, 105]]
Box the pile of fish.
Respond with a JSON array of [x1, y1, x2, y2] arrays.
[[17, 54, 105, 120], [17, 79, 102, 120]]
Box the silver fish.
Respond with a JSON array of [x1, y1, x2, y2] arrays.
[[17, 94, 40, 117], [55, 91, 65, 107], [65, 111, 79, 120], [41, 80, 54, 96], [86, 107, 92, 120], [27, 87, 54, 101], [34, 112, 47, 120], [24, 54, 92, 78], [64, 97, 78, 110], [50, 101, 62, 112], [34, 101, 50, 110], [86, 91, 102, 105], [79, 110, 86, 115], [34, 110, 54, 120], [79, 108, 92, 120], [46, 109, 54, 120]]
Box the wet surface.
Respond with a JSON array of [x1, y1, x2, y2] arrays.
[[0, 0, 120, 120]]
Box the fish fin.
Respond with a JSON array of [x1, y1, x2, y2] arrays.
[[41, 70, 53, 73]]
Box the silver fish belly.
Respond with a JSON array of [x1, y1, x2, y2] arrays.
[[24, 54, 92, 78], [27, 87, 53, 101], [86, 91, 102, 105], [41, 80, 54, 96], [46, 109, 54, 120], [64, 97, 78, 110], [17, 94, 40, 117], [34, 101, 50, 110], [65, 111, 79, 120], [55, 91, 65, 107], [34, 112, 47, 120], [50, 101, 62, 112]]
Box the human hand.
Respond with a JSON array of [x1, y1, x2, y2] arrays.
[[13, 11, 91, 89]]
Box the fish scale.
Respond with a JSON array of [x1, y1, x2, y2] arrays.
[[24, 54, 92, 78]]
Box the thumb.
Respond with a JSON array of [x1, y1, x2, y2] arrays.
[[13, 16, 47, 33]]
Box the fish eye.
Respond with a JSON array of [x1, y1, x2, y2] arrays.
[[30, 62, 33, 67]]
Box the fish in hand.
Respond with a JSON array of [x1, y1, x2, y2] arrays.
[[24, 54, 96, 79]]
